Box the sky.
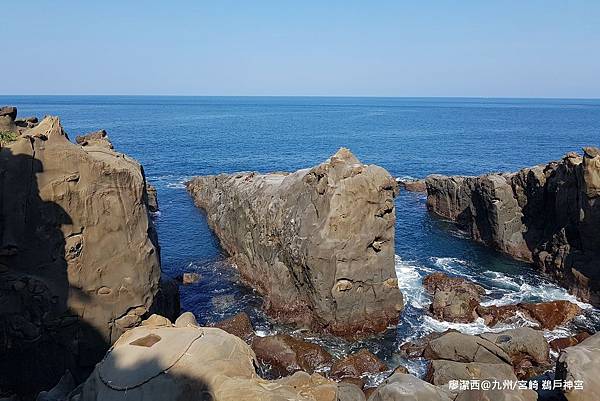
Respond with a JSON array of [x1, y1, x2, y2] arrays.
[[2, 1, 599, 97]]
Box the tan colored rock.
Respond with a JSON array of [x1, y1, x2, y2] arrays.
[[397, 178, 427, 193], [0, 113, 177, 396], [74, 322, 355, 401], [426, 147, 600, 307], [555, 331, 600, 401], [367, 373, 453, 401], [186, 148, 403, 338], [423, 332, 511, 365], [75, 129, 113, 149]]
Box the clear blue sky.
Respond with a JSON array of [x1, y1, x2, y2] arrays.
[[3, 1, 599, 97]]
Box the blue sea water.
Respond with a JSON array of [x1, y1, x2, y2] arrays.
[[3, 96, 600, 379]]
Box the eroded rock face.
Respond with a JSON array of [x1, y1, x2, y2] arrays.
[[0, 109, 177, 396], [423, 273, 486, 323], [555, 331, 600, 401], [425, 148, 600, 306], [186, 148, 403, 338], [366, 373, 453, 401], [74, 318, 361, 401]]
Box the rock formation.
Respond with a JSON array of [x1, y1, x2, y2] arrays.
[[72, 314, 365, 401], [0, 107, 178, 397], [186, 148, 403, 338], [367, 373, 453, 401], [555, 331, 600, 401], [425, 148, 600, 306]]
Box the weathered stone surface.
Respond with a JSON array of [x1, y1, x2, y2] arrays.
[[330, 349, 388, 383], [146, 184, 159, 213], [74, 321, 351, 401], [477, 300, 583, 330], [252, 335, 333, 377], [367, 373, 453, 401], [75, 129, 113, 149], [397, 178, 427, 193], [0, 111, 177, 397], [186, 148, 403, 338], [426, 148, 600, 306], [555, 331, 600, 401], [213, 312, 254, 341], [480, 328, 550, 379], [427, 360, 515, 386], [423, 273, 486, 323], [423, 332, 511, 365], [0, 106, 17, 120], [549, 332, 591, 352]]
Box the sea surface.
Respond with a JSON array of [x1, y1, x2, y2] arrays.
[[3, 96, 600, 382]]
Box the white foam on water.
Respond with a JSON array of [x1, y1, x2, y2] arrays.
[[430, 256, 475, 280], [395, 255, 429, 309]]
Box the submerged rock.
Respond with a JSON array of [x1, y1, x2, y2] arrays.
[[0, 110, 177, 396], [74, 319, 356, 401], [425, 148, 600, 306], [186, 148, 403, 338]]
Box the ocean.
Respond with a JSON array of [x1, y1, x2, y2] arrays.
[[3, 95, 600, 382]]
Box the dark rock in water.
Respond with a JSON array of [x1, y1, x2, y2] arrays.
[[0, 115, 177, 397], [477, 300, 583, 330], [549, 331, 591, 353], [75, 129, 113, 149], [397, 178, 427, 192], [330, 349, 388, 384], [213, 312, 255, 341], [555, 331, 600, 401], [251, 334, 333, 377], [425, 148, 600, 306], [186, 148, 403, 338], [146, 184, 159, 213], [423, 273, 486, 323]]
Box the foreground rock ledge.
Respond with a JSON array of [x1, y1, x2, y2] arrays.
[[187, 148, 403, 338], [425, 147, 600, 307]]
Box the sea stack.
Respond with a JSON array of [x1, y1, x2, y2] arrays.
[[187, 148, 403, 338], [0, 107, 178, 396], [425, 147, 600, 306]]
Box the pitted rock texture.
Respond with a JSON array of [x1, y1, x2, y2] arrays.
[[186, 148, 403, 338], [0, 108, 176, 397], [555, 331, 600, 401], [73, 317, 364, 401], [426, 148, 600, 306]]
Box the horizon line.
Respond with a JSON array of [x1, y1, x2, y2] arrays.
[[1, 94, 600, 101]]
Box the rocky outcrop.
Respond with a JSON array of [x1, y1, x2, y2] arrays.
[[423, 273, 486, 323], [186, 148, 403, 338], [397, 178, 427, 193], [75, 130, 113, 149], [213, 312, 255, 341], [72, 314, 364, 401], [330, 349, 388, 386], [476, 300, 583, 330], [549, 331, 591, 352], [251, 335, 333, 377], [422, 332, 512, 365], [555, 331, 600, 401], [0, 108, 177, 397], [367, 373, 453, 401], [426, 148, 600, 306]]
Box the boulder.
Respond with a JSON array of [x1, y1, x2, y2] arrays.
[[425, 148, 600, 307], [366, 373, 453, 401], [330, 349, 388, 384], [213, 312, 255, 341], [0, 114, 178, 397], [252, 335, 333, 377], [480, 328, 550, 379], [423, 273, 486, 323], [555, 331, 600, 401], [422, 332, 511, 365], [182, 272, 201, 284], [477, 300, 583, 330], [75, 129, 113, 149], [186, 148, 403, 338], [73, 321, 350, 401]]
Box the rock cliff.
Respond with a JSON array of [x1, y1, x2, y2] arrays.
[[425, 148, 600, 306], [186, 148, 403, 338], [0, 108, 177, 397]]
